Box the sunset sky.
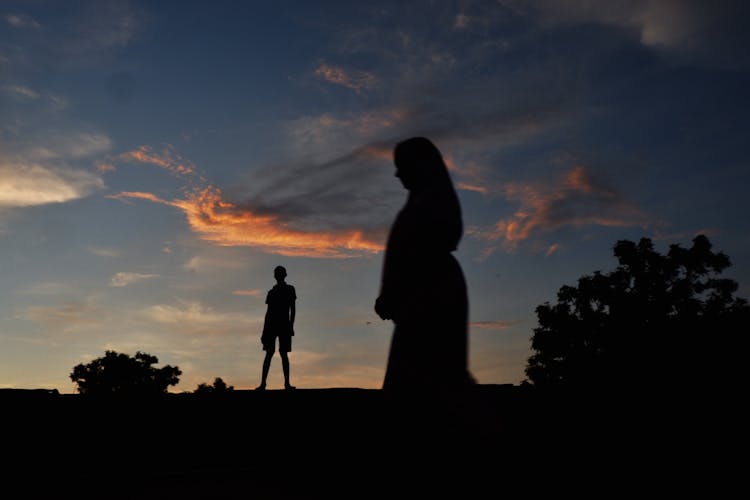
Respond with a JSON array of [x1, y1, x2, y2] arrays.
[[2, 1, 748, 392]]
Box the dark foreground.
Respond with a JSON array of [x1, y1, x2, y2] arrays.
[[0, 385, 735, 498]]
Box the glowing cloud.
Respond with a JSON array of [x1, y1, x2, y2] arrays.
[[232, 289, 263, 297], [457, 182, 488, 195], [110, 186, 383, 258], [471, 165, 651, 249], [0, 162, 104, 208], [545, 243, 561, 256], [118, 145, 199, 178]]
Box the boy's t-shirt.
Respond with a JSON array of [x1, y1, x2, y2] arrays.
[[263, 283, 296, 337]]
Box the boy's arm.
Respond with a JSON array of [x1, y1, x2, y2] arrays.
[[290, 302, 296, 325]]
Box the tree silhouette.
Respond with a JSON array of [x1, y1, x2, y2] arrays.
[[194, 377, 234, 394], [70, 350, 181, 396], [526, 235, 748, 391]]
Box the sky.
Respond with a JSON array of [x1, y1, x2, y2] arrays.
[[1, 0, 749, 393]]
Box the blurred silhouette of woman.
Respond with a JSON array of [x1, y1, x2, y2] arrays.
[[375, 137, 475, 397]]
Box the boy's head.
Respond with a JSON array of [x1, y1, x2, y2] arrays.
[[274, 265, 287, 281]]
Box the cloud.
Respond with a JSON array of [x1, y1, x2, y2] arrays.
[[182, 255, 246, 273], [0, 161, 104, 208], [2, 2, 145, 74], [26, 132, 112, 161], [545, 243, 560, 256], [470, 320, 524, 331], [314, 61, 378, 93], [25, 300, 103, 332], [110, 144, 388, 258], [88, 247, 120, 258], [0, 64, 109, 211], [456, 182, 488, 194], [5, 13, 40, 29], [532, 0, 750, 68], [16, 282, 69, 296], [286, 110, 403, 159], [60, 0, 144, 55], [1, 84, 68, 110], [469, 165, 652, 250], [143, 300, 262, 331], [110, 186, 383, 258], [2, 84, 39, 100], [110, 272, 160, 287], [117, 145, 200, 178], [232, 289, 263, 297]]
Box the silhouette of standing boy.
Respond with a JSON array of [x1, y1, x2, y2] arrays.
[[257, 265, 296, 390]]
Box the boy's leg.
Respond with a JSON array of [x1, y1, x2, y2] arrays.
[[258, 349, 274, 389], [281, 352, 294, 389]]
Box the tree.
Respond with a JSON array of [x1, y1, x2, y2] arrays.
[[194, 377, 234, 395], [525, 235, 748, 391], [70, 350, 181, 396]]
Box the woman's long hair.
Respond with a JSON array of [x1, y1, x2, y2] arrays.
[[393, 137, 463, 251]]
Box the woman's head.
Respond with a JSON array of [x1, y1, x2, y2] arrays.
[[393, 137, 447, 191], [393, 136, 463, 249]]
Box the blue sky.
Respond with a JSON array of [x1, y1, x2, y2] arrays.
[[1, 0, 748, 392]]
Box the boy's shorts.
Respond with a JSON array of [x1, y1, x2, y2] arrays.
[[262, 334, 292, 353]]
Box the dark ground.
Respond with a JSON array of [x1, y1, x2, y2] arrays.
[[0, 385, 736, 499]]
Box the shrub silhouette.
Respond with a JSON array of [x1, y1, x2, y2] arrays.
[[526, 235, 748, 391], [194, 377, 234, 394], [70, 350, 181, 396]]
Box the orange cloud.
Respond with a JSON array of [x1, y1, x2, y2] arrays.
[[471, 165, 651, 249], [96, 161, 116, 172], [232, 289, 263, 297], [457, 182, 488, 194], [111, 186, 383, 258], [118, 145, 199, 178]]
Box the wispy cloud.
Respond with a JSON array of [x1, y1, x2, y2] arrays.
[[470, 320, 524, 331], [110, 272, 160, 287], [25, 300, 104, 332], [286, 110, 403, 158], [60, 0, 144, 55], [5, 13, 40, 29], [143, 300, 262, 330], [88, 247, 120, 258], [16, 282, 69, 296], [1, 84, 68, 110], [469, 165, 652, 251], [2, 84, 39, 100], [96, 161, 116, 172], [456, 182, 488, 194], [232, 289, 263, 297], [314, 61, 377, 93], [545, 243, 561, 256], [117, 145, 200, 179], [24, 132, 111, 161]]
